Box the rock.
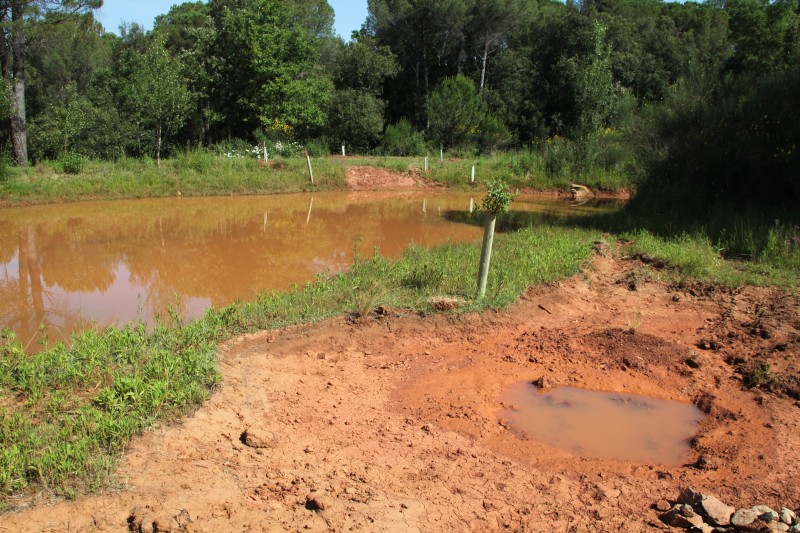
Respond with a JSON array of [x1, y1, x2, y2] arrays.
[[732, 508, 760, 528], [661, 505, 705, 529], [240, 428, 277, 449], [779, 508, 796, 525], [753, 506, 779, 523], [699, 495, 736, 526], [655, 499, 673, 512], [305, 493, 333, 512], [679, 488, 703, 506], [677, 488, 734, 526], [768, 522, 790, 533], [790, 525, 800, 532]]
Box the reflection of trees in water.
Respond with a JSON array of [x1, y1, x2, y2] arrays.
[[4, 226, 77, 346], [1, 194, 488, 342]]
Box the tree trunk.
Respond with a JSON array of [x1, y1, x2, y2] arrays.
[[10, 2, 28, 166], [480, 41, 490, 90], [156, 124, 162, 167]]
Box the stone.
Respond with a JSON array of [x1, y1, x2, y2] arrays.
[[305, 493, 333, 512], [655, 499, 673, 512], [661, 505, 705, 529], [732, 508, 760, 528], [688, 524, 715, 533], [768, 523, 790, 533], [698, 495, 735, 526], [753, 506, 779, 523], [679, 488, 703, 506], [779, 508, 796, 525], [240, 428, 277, 449], [678, 488, 734, 526]]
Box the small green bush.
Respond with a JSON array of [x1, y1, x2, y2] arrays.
[[383, 119, 427, 156], [59, 153, 86, 175]]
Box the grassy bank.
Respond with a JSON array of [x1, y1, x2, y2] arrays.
[[0, 150, 633, 206]]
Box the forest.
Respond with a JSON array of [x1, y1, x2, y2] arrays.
[[1, 0, 799, 226]]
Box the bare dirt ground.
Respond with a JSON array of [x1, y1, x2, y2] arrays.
[[4, 248, 799, 532], [345, 166, 441, 191]]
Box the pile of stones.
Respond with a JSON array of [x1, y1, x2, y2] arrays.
[[657, 488, 799, 532]]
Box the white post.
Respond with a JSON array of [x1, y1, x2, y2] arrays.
[[471, 165, 475, 184], [424, 156, 428, 173], [469, 197, 474, 213], [440, 146, 443, 162], [342, 143, 346, 157], [263, 144, 268, 162], [306, 154, 314, 185], [263, 212, 268, 231], [422, 199, 427, 214]]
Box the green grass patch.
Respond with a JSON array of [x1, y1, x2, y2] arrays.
[[0, 150, 636, 206]]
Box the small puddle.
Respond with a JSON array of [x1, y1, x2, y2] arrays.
[[499, 382, 704, 465]]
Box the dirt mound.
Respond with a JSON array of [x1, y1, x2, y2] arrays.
[[5, 253, 799, 532], [345, 166, 438, 191]]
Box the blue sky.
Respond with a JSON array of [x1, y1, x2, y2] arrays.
[[95, 0, 368, 39]]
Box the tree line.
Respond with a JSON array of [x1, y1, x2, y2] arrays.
[[1, 0, 798, 205]]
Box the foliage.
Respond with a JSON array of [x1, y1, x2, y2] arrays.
[[326, 89, 386, 154], [382, 119, 427, 156], [123, 37, 195, 163], [480, 179, 515, 215], [58, 152, 86, 174]]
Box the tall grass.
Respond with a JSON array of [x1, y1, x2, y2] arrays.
[[0, 145, 638, 207]]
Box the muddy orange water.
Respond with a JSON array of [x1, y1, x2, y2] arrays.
[[0, 192, 617, 345], [499, 382, 705, 465]]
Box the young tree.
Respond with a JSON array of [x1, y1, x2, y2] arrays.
[[207, 0, 333, 139], [477, 180, 514, 299], [0, 0, 102, 166], [125, 37, 194, 166]]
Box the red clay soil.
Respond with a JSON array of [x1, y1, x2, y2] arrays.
[[4, 249, 799, 532], [345, 166, 441, 191]]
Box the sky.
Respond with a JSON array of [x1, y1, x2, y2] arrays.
[[95, 0, 369, 40]]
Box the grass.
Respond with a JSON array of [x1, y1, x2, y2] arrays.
[[0, 149, 635, 207]]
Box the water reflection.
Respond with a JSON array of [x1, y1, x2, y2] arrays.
[[0, 192, 620, 346]]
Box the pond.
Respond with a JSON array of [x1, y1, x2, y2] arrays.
[[0, 191, 617, 345]]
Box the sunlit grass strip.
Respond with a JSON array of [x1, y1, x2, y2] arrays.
[[0, 150, 636, 206]]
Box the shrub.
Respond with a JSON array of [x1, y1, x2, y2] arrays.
[[59, 153, 86, 175], [383, 119, 427, 156]]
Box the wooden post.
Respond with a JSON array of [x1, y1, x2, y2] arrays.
[[422, 199, 427, 214], [471, 165, 475, 184], [306, 154, 315, 185], [477, 213, 497, 299], [263, 143, 268, 162], [469, 197, 474, 213]]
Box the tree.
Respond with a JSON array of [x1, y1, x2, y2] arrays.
[[466, 0, 528, 89], [207, 0, 333, 139], [477, 180, 514, 299], [124, 37, 194, 166], [427, 74, 486, 148], [0, 0, 102, 166]]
